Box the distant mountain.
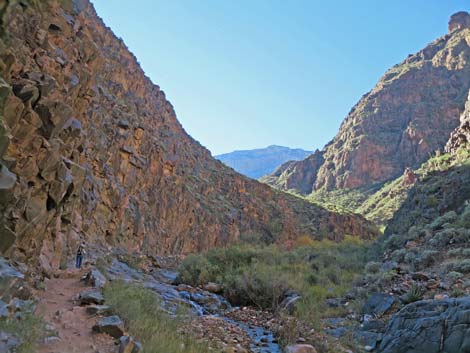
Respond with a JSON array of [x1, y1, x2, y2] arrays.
[[215, 145, 312, 179]]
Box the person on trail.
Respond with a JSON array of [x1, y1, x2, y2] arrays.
[[76, 243, 85, 269]]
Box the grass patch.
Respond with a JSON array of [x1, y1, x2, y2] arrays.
[[177, 236, 370, 328], [0, 310, 45, 353], [103, 281, 207, 353]]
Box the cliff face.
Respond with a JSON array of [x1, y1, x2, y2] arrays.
[[260, 150, 324, 194], [0, 0, 376, 273], [446, 90, 470, 153], [265, 12, 470, 193]]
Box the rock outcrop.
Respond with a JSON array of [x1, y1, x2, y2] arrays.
[[260, 150, 324, 194], [446, 90, 470, 153], [0, 0, 376, 272], [379, 298, 470, 353], [265, 12, 470, 193]]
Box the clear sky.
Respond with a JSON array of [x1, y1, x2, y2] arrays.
[[91, 0, 470, 155]]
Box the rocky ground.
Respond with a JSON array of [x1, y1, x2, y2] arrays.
[[36, 268, 115, 353]]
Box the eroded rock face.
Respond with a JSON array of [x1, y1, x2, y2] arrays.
[[449, 11, 470, 33], [0, 0, 376, 271], [379, 298, 470, 353], [446, 90, 470, 153], [265, 13, 470, 193]]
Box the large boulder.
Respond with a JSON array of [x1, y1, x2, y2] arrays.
[[79, 290, 104, 305], [363, 293, 395, 317], [379, 297, 470, 353], [83, 269, 107, 289], [92, 315, 125, 338], [0, 258, 25, 301]]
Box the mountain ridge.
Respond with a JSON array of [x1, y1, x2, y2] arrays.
[[215, 145, 312, 179]]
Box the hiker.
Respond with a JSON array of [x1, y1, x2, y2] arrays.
[[76, 243, 85, 269]]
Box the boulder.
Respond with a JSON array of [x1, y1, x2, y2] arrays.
[[0, 165, 16, 189], [363, 293, 395, 316], [285, 344, 317, 353], [0, 331, 20, 353], [0, 258, 25, 301], [203, 282, 222, 294], [84, 269, 107, 289], [79, 290, 104, 305], [379, 297, 470, 353], [119, 335, 142, 353], [92, 315, 125, 338], [86, 305, 112, 316], [0, 300, 8, 318], [280, 292, 302, 314]]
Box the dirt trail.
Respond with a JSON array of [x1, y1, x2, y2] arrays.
[[35, 268, 115, 353]]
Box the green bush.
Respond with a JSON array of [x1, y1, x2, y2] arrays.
[[429, 211, 457, 230], [383, 234, 406, 251], [447, 259, 470, 274], [0, 310, 44, 353], [401, 284, 424, 304], [458, 205, 470, 228], [413, 250, 439, 270], [447, 271, 463, 282], [391, 249, 407, 262], [104, 281, 207, 353], [364, 262, 381, 274], [177, 239, 369, 322]]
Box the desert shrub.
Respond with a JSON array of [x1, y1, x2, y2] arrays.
[[239, 233, 267, 246], [447, 259, 470, 274], [451, 288, 466, 297], [225, 263, 290, 310], [447, 271, 463, 282], [104, 281, 207, 353], [295, 235, 316, 248], [403, 250, 418, 265], [401, 284, 424, 304], [458, 205, 470, 228], [0, 309, 44, 353], [176, 254, 215, 286], [364, 261, 381, 274], [177, 239, 369, 324], [391, 249, 407, 263], [429, 228, 469, 247], [383, 234, 406, 251], [413, 250, 439, 270], [447, 248, 463, 257], [426, 196, 439, 208], [429, 211, 458, 230], [447, 248, 470, 258]]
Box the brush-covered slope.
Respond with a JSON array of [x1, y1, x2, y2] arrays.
[[265, 12, 470, 194], [0, 0, 376, 273], [216, 145, 312, 179]]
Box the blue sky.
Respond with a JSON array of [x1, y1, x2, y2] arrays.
[[92, 0, 470, 155]]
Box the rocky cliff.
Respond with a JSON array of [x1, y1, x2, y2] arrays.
[[0, 0, 376, 273], [265, 11, 470, 194], [446, 90, 470, 153], [215, 145, 311, 180]]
